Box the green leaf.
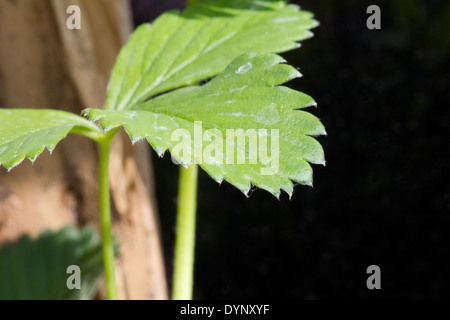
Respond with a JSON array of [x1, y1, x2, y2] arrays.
[[85, 53, 326, 198], [106, 0, 318, 111], [0, 109, 103, 170], [0, 226, 107, 300]]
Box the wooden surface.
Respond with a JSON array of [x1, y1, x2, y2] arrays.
[[0, 0, 168, 300]]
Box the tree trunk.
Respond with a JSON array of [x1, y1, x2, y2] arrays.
[[0, 0, 168, 300]]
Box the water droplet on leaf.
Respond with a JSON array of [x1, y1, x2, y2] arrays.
[[236, 62, 252, 74]]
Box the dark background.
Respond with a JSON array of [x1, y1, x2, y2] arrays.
[[132, 0, 450, 299]]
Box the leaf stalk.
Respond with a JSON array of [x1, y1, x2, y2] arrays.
[[172, 164, 198, 300], [98, 130, 119, 300]]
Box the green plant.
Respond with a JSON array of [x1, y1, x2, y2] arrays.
[[0, 226, 109, 300], [0, 0, 324, 300]]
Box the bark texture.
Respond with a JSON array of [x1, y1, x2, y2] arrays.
[[0, 0, 168, 300]]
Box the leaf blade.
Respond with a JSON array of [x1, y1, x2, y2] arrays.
[[0, 109, 103, 170], [105, 0, 318, 111], [86, 53, 325, 197]]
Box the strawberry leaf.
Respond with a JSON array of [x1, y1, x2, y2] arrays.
[[85, 53, 325, 197], [106, 0, 318, 111], [0, 109, 103, 170], [0, 226, 108, 300]]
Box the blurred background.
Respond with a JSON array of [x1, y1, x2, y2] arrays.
[[133, 0, 450, 299], [0, 0, 448, 300]]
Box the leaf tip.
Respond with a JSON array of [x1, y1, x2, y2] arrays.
[[306, 100, 318, 108], [316, 160, 326, 167]]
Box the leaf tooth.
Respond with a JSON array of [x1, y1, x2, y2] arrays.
[[281, 181, 294, 199], [5, 157, 25, 172], [27, 154, 39, 164], [233, 180, 251, 196], [82, 109, 97, 120], [264, 64, 302, 86], [101, 124, 118, 132], [246, 170, 285, 199], [81, 109, 90, 117], [212, 175, 224, 185], [303, 179, 313, 188], [201, 165, 225, 186], [285, 160, 313, 185], [130, 138, 140, 145], [315, 160, 326, 167], [126, 130, 146, 145], [311, 19, 320, 28], [306, 99, 317, 108], [25, 145, 47, 165], [243, 186, 253, 198], [156, 149, 167, 158], [147, 138, 167, 158], [265, 185, 282, 199], [273, 189, 281, 200], [46, 143, 57, 154], [180, 161, 192, 169], [84, 109, 105, 123], [288, 189, 295, 201], [309, 158, 326, 166]]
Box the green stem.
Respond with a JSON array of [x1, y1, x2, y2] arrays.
[[172, 164, 198, 300], [171, 0, 200, 302], [98, 131, 119, 300]]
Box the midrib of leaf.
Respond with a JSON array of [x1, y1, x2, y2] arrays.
[[119, 19, 185, 112], [94, 109, 270, 173], [143, 19, 213, 87], [135, 91, 320, 135], [162, 15, 251, 79], [164, 19, 236, 78], [131, 12, 274, 104], [124, 15, 244, 110], [145, 107, 321, 165], [106, 1, 318, 111]]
